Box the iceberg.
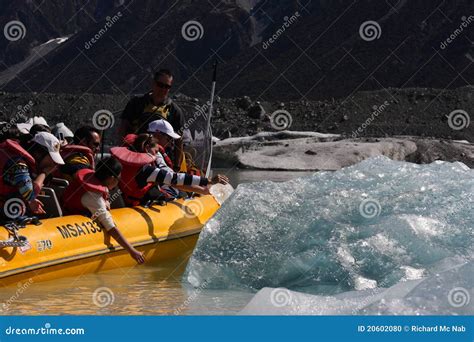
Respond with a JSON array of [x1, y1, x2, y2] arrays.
[[185, 157, 473, 302]]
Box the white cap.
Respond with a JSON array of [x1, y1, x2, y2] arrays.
[[52, 122, 74, 144], [17, 116, 50, 133], [147, 119, 181, 139], [31, 132, 65, 165]]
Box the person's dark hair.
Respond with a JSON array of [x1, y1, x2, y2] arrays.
[[26, 142, 50, 162], [132, 133, 157, 152], [19, 124, 51, 146], [0, 124, 21, 142], [154, 69, 173, 81], [95, 157, 122, 182], [73, 126, 100, 145], [29, 124, 51, 135]]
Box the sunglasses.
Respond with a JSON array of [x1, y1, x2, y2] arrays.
[[155, 81, 172, 90]]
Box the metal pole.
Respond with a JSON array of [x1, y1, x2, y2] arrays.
[[205, 60, 218, 178]]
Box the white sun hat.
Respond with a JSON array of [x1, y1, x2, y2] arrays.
[[147, 119, 181, 139], [17, 116, 50, 134], [52, 122, 74, 145], [31, 132, 65, 165]]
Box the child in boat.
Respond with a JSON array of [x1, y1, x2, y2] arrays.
[[57, 126, 101, 182], [0, 132, 65, 217], [111, 133, 228, 206], [63, 157, 145, 264]]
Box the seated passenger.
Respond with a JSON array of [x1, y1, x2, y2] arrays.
[[16, 116, 50, 134], [52, 122, 74, 146], [0, 132, 65, 217], [0, 124, 21, 143], [63, 157, 145, 264], [19, 123, 51, 146], [29, 124, 51, 135], [110, 134, 228, 206], [58, 126, 100, 182], [147, 119, 203, 176], [147, 119, 181, 171]]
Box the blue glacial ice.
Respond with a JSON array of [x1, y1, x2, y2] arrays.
[[185, 157, 473, 313]]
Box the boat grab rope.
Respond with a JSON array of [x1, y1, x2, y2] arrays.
[[0, 223, 28, 248], [0, 217, 40, 249], [0, 235, 28, 248]]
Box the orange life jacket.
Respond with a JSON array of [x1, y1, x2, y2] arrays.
[[110, 146, 156, 206], [122, 133, 174, 169], [63, 169, 108, 215]]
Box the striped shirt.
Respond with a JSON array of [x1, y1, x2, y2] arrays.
[[136, 165, 208, 189]]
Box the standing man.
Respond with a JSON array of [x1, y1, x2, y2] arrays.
[[120, 69, 185, 170]]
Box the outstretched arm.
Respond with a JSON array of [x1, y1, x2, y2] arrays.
[[81, 191, 145, 264], [107, 227, 145, 264]]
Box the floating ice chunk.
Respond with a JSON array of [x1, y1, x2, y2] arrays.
[[354, 276, 377, 290], [240, 261, 473, 315], [400, 266, 425, 280], [186, 157, 474, 295], [403, 215, 442, 237]]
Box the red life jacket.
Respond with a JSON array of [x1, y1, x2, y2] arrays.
[[53, 144, 95, 180], [122, 134, 174, 169], [122, 134, 137, 147], [0, 139, 36, 198], [61, 144, 95, 169], [159, 145, 174, 170], [63, 168, 108, 215], [110, 146, 156, 206]]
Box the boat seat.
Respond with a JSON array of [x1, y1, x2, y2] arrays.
[[37, 187, 63, 218], [49, 178, 69, 201]]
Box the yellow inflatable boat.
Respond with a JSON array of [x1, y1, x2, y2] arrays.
[[0, 194, 220, 287]]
